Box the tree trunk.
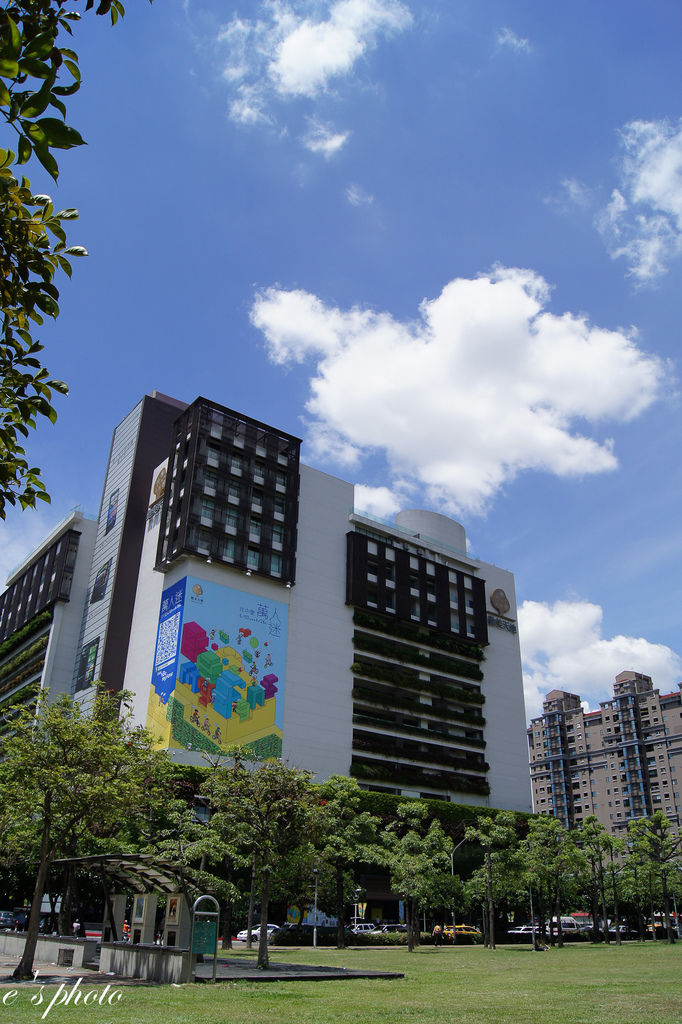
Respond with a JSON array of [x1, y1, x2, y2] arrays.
[[661, 870, 675, 944], [610, 860, 621, 947], [590, 876, 600, 943], [14, 810, 52, 980], [257, 866, 270, 969], [335, 862, 346, 949], [486, 851, 496, 950], [555, 885, 563, 949], [221, 857, 233, 949], [599, 865, 609, 944], [411, 899, 420, 948], [245, 853, 257, 951]]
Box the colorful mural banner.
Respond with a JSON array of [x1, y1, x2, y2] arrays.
[[147, 576, 288, 757]]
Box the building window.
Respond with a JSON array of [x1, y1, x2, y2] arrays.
[[200, 497, 215, 525], [249, 519, 261, 543], [221, 538, 235, 562], [270, 552, 282, 576], [247, 548, 259, 570]]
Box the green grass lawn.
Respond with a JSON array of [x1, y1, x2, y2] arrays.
[[5, 943, 681, 1024]]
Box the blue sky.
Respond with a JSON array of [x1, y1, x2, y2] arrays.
[[2, 0, 682, 719]]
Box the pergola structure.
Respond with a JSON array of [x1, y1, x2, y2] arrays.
[[51, 854, 198, 941]]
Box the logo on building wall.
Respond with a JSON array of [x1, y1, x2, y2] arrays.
[[490, 589, 511, 616], [152, 466, 167, 502]]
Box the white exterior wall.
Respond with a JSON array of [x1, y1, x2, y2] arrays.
[[281, 465, 355, 778], [122, 511, 166, 729], [478, 560, 532, 813]]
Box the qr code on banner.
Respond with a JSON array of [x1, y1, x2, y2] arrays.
[[155, 610, 181, 668]]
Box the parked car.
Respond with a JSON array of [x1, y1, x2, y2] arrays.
[[507, 925, 535, 936], [443, 924, 482, 939], [236, 924, 280, 941], [352, 923, 376, 935], [0, 911, 14, 929], [381, 923, 408, 933]]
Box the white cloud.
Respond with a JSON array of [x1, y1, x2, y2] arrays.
[[496, 27, 531, 54], [354, 483, 401, 517], [545, 178, 593, 216], [303, 119, 349, 157], [519, 599, 682, 720], [270, 0, 413, 97], [250, 266, 666, 514], [597, 119, 682, 281], [305, 421, 362, 466], [345, 183, 374, 205], [217, 0, 412, 141]]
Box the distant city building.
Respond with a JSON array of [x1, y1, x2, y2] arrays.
[[0, 392, 531, 813], [528, 670, 682, 833], [0, 510, 97, 721]]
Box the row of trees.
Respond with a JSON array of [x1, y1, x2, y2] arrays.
[[1, 693, 681, 977], [465, 810, 682, 949]]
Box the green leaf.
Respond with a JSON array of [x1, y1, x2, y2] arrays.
[[34, 118, 85, 149], [3, 17, 21, 57], [52, 82, 80, 97], [30, 141, 58, 180], [0, 80, 10, 107], [17, 136, 31, 164], [62, 59, 81, 82], [0, 58, 20, 77], [34, 293, 60, 317], [55, 208, 79, 219], [20, 86, 51, 119], [48, 96, 66, 118], [24, 32, 57, 60], [18, 57, 52, 80], [63, 245, 88, 257], [55, 255, 72, 277]]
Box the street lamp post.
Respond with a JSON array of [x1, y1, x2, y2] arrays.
[[313, 869, 319, 949]]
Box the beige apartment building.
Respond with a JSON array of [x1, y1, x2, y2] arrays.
[[528, 671, 682, 835]]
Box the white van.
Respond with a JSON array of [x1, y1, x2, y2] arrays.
[[352, 923, 376, 934], [550, 916, 587, 933]]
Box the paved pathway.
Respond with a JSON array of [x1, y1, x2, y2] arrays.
[[0, 952, 403, 987]]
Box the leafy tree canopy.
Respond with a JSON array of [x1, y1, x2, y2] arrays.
[[0, 689, 171, 977], [0, 0, 137, 517]]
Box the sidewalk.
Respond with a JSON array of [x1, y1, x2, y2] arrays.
[[0, 951, 403, 986]]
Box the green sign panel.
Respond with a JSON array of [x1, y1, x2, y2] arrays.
[[192, 919, 218, 955]]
